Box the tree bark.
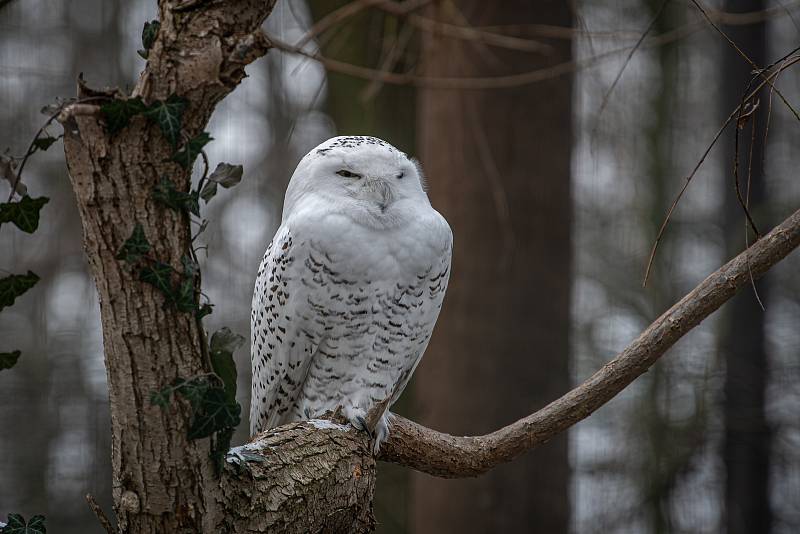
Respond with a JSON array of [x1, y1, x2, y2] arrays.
[[60, 2, 278, 531], [412, 2, 572, 532]]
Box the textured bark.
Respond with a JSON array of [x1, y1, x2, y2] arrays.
[[60, 2, 280, 532], [220, 421, 376, 534], [412, 2, 572, 532]]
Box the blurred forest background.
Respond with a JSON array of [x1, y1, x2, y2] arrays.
[[1, 1, 799, 532]]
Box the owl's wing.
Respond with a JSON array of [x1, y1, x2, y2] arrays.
[[388, 245, 452, 408], [250, 225, 320, 435]]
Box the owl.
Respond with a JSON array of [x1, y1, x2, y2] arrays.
[[250, 136, 452, 452]]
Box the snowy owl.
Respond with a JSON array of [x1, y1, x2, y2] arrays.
[[250, 136, 452, 452]]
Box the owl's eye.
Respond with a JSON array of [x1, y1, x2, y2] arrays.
[[396, 171, 405, 180], [336, 169, 361, 178]]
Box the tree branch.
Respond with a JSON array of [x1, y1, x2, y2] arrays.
[[378, 207, 800, 477]]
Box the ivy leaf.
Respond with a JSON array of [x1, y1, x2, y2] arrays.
[[174, 276, 196, 313], [0, 271, 40, 312], [0, 350, 21, 371], [209, 327, 243, 404], [1, 155, 26, 198], [200, 163, 243, 203], [196, 302, 213, 320], [100, 97, 146, 135], [139, 262, 174, 298], [209, 162, 243, 188], [210, 327, 245, 355], [153, 177, 200, 216], [198, 181, 217, 203], [172, 132, 212, 170], [212, 426, 235, 472], [2, 513, 46, 534], [0, 196, 49, 233], [181, 255, 199, 278], [143, 95, 188, 148], [137, 20, 160, 59], [149, 386, 173, 408], [116, 223, 150, 263], [175, 377, 208, 409], [188, 387, 241, 440], [32, 135, 59, 152]]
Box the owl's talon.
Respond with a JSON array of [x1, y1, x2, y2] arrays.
[[355, 415, 374, 439]]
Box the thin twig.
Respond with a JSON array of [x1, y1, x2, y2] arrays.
[[361, 18, 416, 100], [475, 1, 800, 40], [405, 13, 553, 54], [690, 0, 800, 122], [6, 110, 62, 202], [642, 54, 800, 286], [85, 494, 114, 534], [732, 92, 761, 238], [743, 112, 766, 310], [591, 0, 671, 139]]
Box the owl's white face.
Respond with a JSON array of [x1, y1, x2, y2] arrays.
[[283, 136, 429, 228]]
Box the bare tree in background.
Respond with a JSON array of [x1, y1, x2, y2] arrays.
[[721, 1, 771, 532], [412, 2, 572, 532]]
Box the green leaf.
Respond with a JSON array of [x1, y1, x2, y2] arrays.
[[153, 177, 199, 216], [0, 350, 21, 371], [188, 387, 241, 440], [2, 513, 46, 534], [143, 94, 188, 148], [201, 163, 243, 203], [149, 385, 173, 407], [100, 97, 147, 135], [0, 196, 49, 233], [199, 180, 217, 203], [116, 223, 150, 263], [175, 377, 208, 409], [0, 271, 39, 312], [181, 255, 199, 277], [172, 132, 212, 170], [137, 20, 160, 59], [139, 262, 174, 297], [210, 327, 243, 404], [174, 276, 196, 313], [209, 327, 246, 355], [32, 135, 58, 151], [209, 162, 243, 188], [196, 303, 213, 320], [211, 425, 235, 472]]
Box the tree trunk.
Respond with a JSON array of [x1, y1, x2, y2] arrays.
[[721, 1, 771, 532], [60, 2, 279, 531], [412, 2, 573, 532]]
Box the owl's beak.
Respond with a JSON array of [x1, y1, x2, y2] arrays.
[[363, 178, 395, 213]]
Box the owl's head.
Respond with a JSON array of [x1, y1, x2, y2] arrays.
[[283, 136, 429, 227]]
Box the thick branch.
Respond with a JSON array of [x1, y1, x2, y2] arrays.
[[378, 207, 800, 477], [219, 421, 376, 533]]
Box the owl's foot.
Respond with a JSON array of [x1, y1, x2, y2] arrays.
[[347, 408, 392, 454], [354, 415, 373, 439]]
